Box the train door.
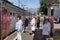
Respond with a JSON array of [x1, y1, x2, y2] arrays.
[[9, 12, 16, 33], [2, 7, 10, 38]]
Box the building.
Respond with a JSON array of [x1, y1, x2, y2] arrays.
[[50, 0, 60, 19]]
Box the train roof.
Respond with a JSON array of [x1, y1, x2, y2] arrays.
[[4, 0, 26, 11]]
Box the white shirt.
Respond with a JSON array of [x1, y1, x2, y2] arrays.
[[30, 18, 36, 31], [15, 19, 23, 32], [30, 18, 36, 26]]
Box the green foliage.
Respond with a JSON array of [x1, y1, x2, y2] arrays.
[[39, 0, 47, 12], [38, 0, 58, 12]]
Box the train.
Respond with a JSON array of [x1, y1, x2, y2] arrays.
[[0, 0, 31, 39]]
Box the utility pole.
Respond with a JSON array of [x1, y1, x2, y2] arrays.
[[21, 5, 26, 9], [18, 0, 20, 7]]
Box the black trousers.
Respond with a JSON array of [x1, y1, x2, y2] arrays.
[[24, 26, 27, 32], [43, 35, 49, 40], [37, 23, 40, 29], [50, 27, 53, 37]]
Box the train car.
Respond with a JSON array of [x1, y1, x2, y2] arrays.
[[0, 0, 30, 39]]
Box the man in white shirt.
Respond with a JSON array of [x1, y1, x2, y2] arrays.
[[30, 16, 36, 36], [15, 16, 23, 40]]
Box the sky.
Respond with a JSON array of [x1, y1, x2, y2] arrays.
[[8, 0, 40, 13], [8, 0, 40, 9]]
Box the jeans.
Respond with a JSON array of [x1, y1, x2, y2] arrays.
[[17, 32, 22, 40]]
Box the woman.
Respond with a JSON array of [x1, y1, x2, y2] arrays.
[[15, 16, 23, 40], [42, 17, 51, 40]]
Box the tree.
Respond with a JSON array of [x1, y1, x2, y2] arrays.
[[43, 0, 58, 5], [38, 0, 58, 15], [38, 0, 47, 15]]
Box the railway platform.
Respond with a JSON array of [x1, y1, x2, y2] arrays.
[[4, 24, 60, 40]]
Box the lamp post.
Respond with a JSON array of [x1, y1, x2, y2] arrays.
[[18, 0, 20, 7]]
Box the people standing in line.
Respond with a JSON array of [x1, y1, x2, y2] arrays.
[[36, 16, 40, 29], [15, 16, 23, 40], [42, 16, 51, 40], [30, 16, 36, 36], [24, 16, 29, 33]]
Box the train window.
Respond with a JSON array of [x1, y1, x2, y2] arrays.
[[2, 1, 4, 4], [13, 13, 15, 16], [10, 13, 12, 16]]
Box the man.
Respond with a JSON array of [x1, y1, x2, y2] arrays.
[[15, 16, 23, 40], [30, 16, 36, 36], [24, 16, 29, 33]]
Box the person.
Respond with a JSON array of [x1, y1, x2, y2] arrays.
[[15, 16, 23, 40], [51, 16, 55, 21], [30, 16, 36, 36], [40, 15, 44, 27], [36, 16, 40, 29], [24, 16, 29, 33], [42, 16, 51, 40], [49, 17, 54, 37]]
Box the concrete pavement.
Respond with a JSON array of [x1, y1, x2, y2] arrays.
[[54, 24, 60, 29], [4, 31, 17, 40], [4, 24, 60, 40], [4, 32, 33, 40]]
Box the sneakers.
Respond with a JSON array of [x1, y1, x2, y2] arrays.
[[29, 33, 34, 37], [29, 33, 32, 35], [31, 34, 34, 37]]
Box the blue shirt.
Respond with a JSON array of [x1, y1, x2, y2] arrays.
[[15, 20, 23, 32], [42, 22, 50, 35]]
